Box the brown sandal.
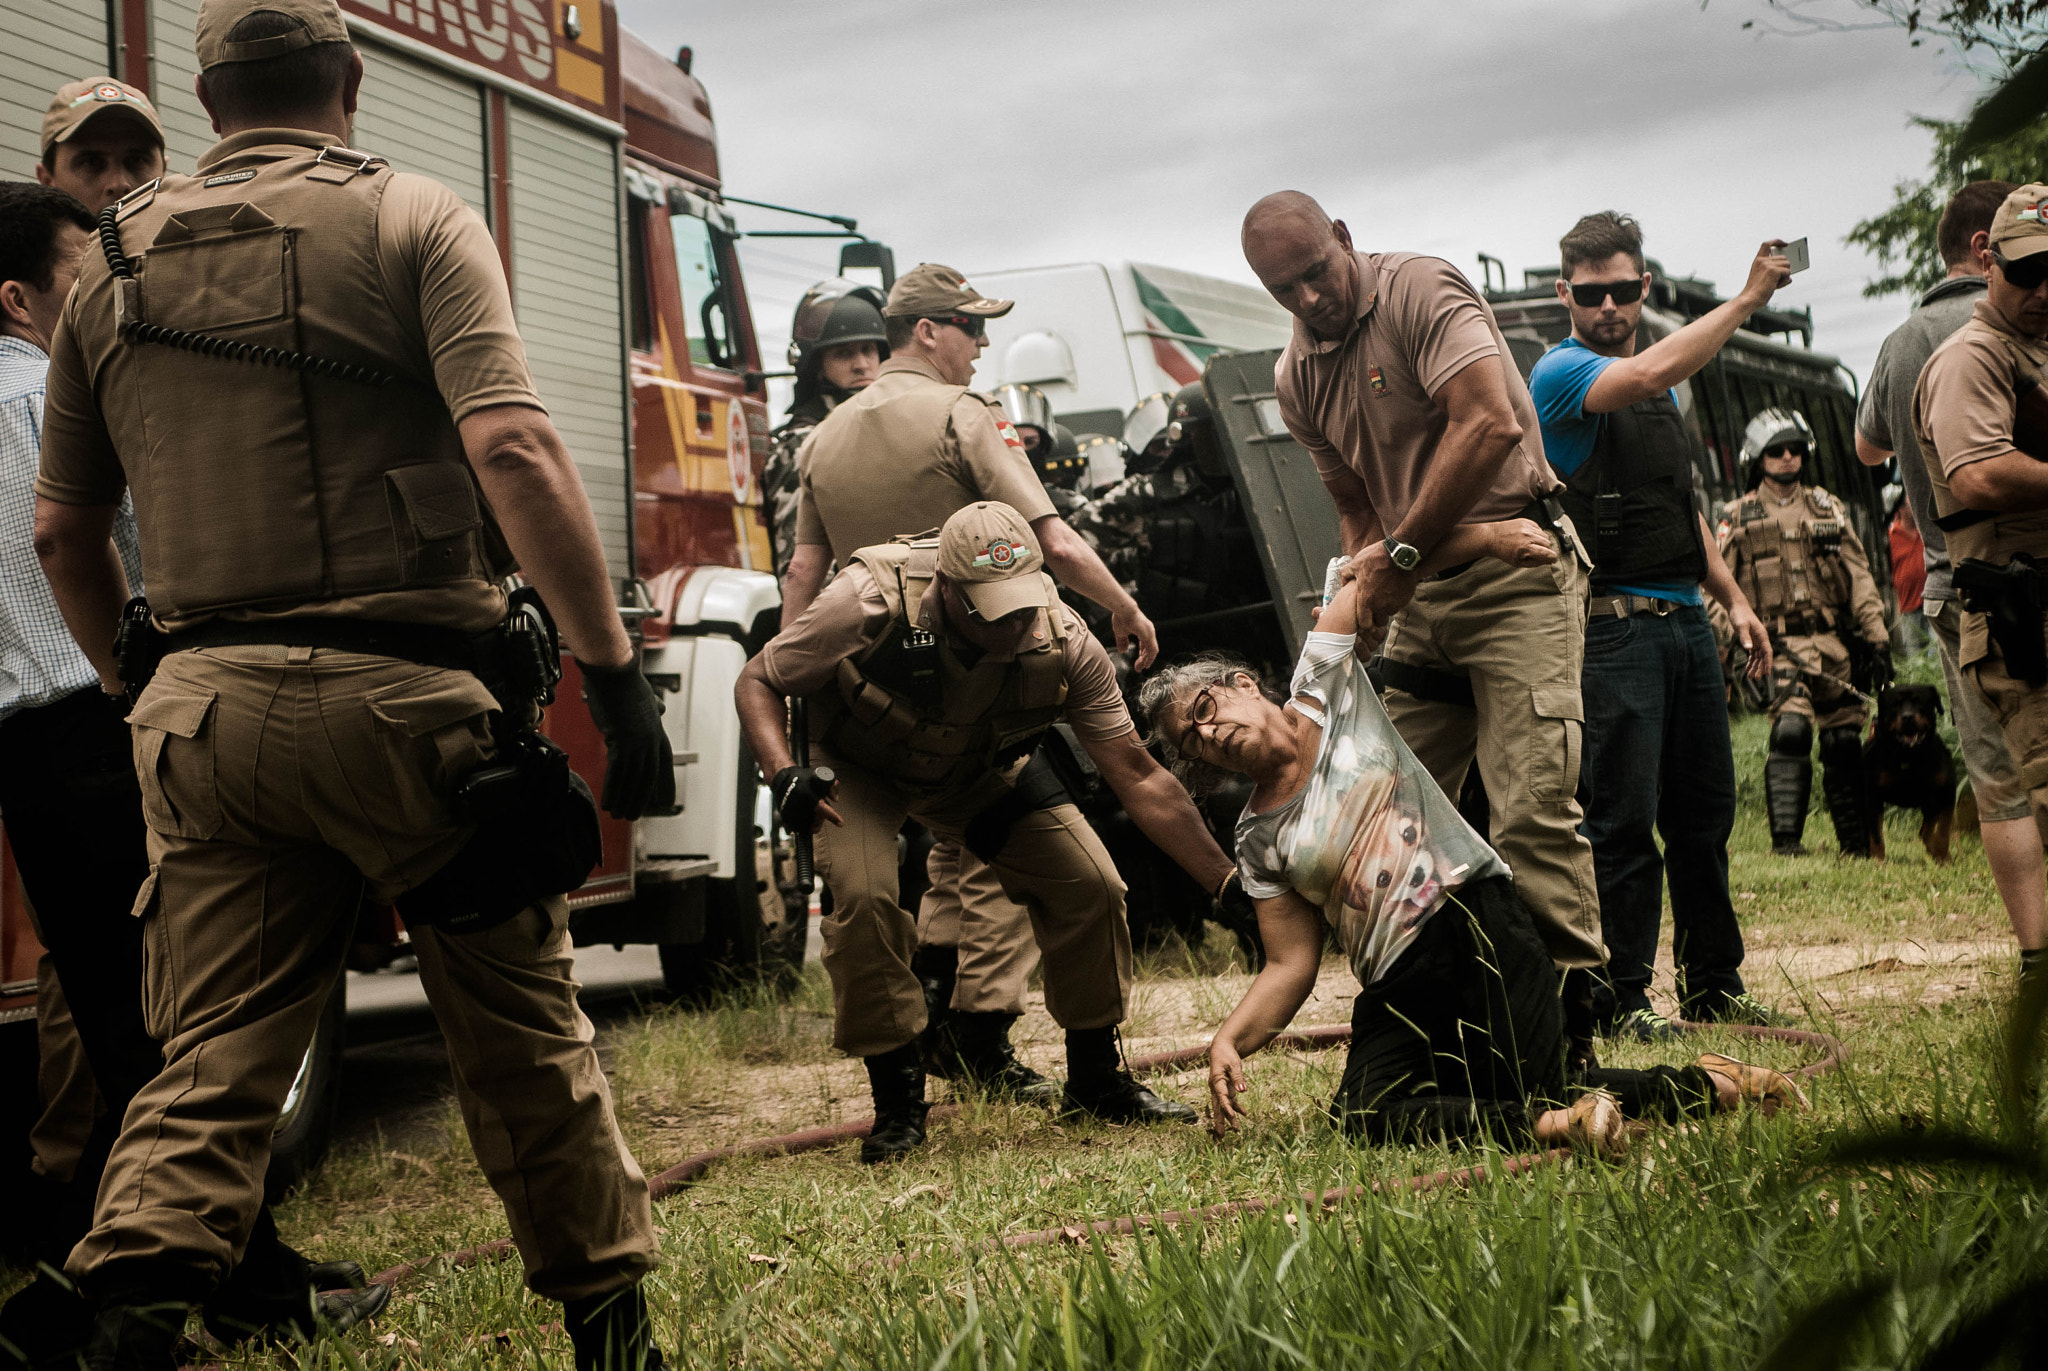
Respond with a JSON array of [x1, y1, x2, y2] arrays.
[[1694, 1052, 1811, 1117], [1563, 1089, 1629, 1160]]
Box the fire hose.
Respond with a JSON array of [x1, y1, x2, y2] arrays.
[[367, 1020, 1846, 1291]]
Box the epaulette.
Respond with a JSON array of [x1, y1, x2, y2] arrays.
[[112, 178, 159, 221], [1739, 495, 1767, 523]]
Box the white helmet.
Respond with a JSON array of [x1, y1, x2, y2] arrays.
[[1123, 392, 1175, 457], [1740, 408, 1816, 488]]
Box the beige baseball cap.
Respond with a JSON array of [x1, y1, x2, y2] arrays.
[[197, 0, 351, 70], [42, 78, 163, 155], [1991, 182, 2048, 261], [937, 503, 1050, 620], [883, 263, 1015, 320]]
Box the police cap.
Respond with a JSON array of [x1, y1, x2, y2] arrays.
[[938, 503, 1050, 620], [198, 0, 351, 69], [42, 79, 164, 157], [883, 263, 1014, 319]]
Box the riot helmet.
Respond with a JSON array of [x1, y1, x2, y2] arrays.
[[1076, 434, 1129, 493], [1123, 392, 1175, 473], [787, 279, 888, 411], [1164, 381, 1225, 476], [1740, 408, 1816, 490], [996, 383, 1056, 453], [1037, 423, 1086, 489]]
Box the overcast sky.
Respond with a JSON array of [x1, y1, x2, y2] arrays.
[[618, 0, 1982, 401]]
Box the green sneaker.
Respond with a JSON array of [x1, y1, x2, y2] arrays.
[[1607, 1007, 1684, 1043], [1696, 991, 1792, 1027]]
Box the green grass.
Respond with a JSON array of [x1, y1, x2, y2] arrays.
[[6, 704, 2039, 1368]]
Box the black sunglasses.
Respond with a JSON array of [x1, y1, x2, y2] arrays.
[[927, 314, 986, 339], [1994, 250, 2048, 290], [1569, 278, 1645, 308], [1764, 442, 1809, 459]]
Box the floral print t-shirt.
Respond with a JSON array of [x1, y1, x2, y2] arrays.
[[1234, 632, 1510, 985]]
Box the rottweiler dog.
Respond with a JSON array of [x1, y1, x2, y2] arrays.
[[1864, 683, 1957, 863]]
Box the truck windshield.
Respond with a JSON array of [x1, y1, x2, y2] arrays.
[[672, 214, 735, 370]]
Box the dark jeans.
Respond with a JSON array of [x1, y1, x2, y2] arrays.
[[1329, 876, 1714, 1145], [0, 688, 306, 1316], [1579, 605, 1747, 1021]]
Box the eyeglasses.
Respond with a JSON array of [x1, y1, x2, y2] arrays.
[[1568, 278, 1644, 308], [927, 314, 986, 339], [1993, 250, 2048, 290], [1764, 442, 1809, 459], [1188, 684, 1221, 728]]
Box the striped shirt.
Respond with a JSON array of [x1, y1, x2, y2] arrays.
[[0, 335, 140, 722]]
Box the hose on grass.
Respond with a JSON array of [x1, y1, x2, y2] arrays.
[[367, 1019, 1844, 1291]]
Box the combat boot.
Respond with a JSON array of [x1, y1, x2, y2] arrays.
[[1061, 1027, 1197, 1124], [1819, 726, 1876, 859], [860, 1043, 930, 1164], [912, 945, 960, 1079], [1764, 753, 1812, 856], [564, 1284, 665, 1371], [941, 1012, 1061, 1105]]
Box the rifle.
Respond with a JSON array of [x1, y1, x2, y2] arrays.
[[787, 697, 836, 895]]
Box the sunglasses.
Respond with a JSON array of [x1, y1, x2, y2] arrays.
[[1568, 278, 1645, 308], [1764, 441, 1808, 459], [1994, 250, 2048, 290], [928, 314, 986, 339]]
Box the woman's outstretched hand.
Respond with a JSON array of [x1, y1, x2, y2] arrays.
[[1208, 1036, 1251, 1135]]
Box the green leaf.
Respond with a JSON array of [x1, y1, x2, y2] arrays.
[[1959, 46, 2048, 158], [1756, 1280, 1897, 1371], [1805, 1130, 2046, 1181], [1919, 1274, 2048, 1370]]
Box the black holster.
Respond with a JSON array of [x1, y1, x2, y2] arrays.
[[1955, 555, 2048, 687], [963, 747, 1075, 863], [113, 597, 166, 701]]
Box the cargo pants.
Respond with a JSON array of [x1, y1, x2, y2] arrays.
[[814, 751, 1130, 1059], [67, 647, 657, 1303], [1768, 630, 1868, 731], [916, 838, 1041, 1016], [1378, 542, 1606, 972]]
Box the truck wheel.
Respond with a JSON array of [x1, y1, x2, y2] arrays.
[[264, 973, 344, 1202]]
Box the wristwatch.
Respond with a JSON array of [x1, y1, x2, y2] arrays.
[[1383, 536, 1423, 572]]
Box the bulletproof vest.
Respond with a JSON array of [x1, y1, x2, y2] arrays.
[[1930, 319, 2048, 568], [1728, 487, 1853, 631], [814, 540, 1069, 792], [97, 142, 511, 626], [1553, 390, 1707, 586]]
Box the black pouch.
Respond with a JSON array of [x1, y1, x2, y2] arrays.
[[963, 749, 1075, 863], [396, 731, 602, 935]]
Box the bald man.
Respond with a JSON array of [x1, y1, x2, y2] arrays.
[[1241, 191, 1606, 1072]]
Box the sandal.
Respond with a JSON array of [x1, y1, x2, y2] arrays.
[[1694, 1051, 1811, 1117]]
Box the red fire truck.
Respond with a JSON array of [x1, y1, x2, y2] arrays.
[[3, 0, 843, 1185]]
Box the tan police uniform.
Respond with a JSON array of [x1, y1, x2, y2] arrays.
[[38, 105, 655, 1302], [761, 530, 1134, 1058], [794, 267, 1060, 1021], [1720, 484, 1888, 731], [1913, 187, 2048, 798], [1275, 250, 1604, 975]]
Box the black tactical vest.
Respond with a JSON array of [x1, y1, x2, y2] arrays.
[[1555, 389, 1708, 588]]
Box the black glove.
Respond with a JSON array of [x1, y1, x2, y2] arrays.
[[1850, 638, 1895, 694], [578, 660, 677, 819], [772, 765, 837, 833]]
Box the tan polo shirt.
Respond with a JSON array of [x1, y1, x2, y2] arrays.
[[792, 354, 1058, 562], [1274, 251, 1555, 528], [762, 561, 1134, 749]]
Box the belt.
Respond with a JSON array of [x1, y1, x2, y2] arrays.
[[168, 616, 482, 673], [1588, 594, 1685, 619]]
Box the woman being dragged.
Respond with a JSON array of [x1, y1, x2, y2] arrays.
[[1141, 519, 1808, 1157]]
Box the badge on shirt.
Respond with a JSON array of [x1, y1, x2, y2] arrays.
[[995, 418, 1025, 450], [1367, 365, 1388, 397]]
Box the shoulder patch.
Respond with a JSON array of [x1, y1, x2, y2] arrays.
[[1808, 489, 1835, 513], [994, 417, 1026, 450]]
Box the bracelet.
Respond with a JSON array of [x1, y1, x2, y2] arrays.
[[1214, 868, 1241, 901]]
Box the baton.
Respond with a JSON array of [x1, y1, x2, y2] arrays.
[[790, 698, 830, 895]]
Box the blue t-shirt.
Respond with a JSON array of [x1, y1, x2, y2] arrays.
[[1528, 337, 1702, 606]]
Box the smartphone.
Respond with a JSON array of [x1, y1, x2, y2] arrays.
[[1779, 237, 1811, 274]]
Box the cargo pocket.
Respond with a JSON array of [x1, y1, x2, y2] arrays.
[[1527, 685, 1585, 804], [130, 690, 223, 839], [131, 867, 176, 1042], [386, 464, 484, 584], [366, 671, 500, 827]]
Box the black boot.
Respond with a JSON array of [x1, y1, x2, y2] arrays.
[[912, 945, 960, 1079], [564, 1284, 664, 1371], [1820, 725, 1874, 859], [82, 1298, 189, 1371], [1061, 1027, 1197, 1124], [860, 1043, 930, 1164], [0, 1270, 91, 1371], [943, 1012, 1061, 1105], [1764, 753, 1812, 855], [1560, 967, 1601, 1080]]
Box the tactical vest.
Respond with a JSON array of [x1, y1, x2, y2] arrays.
[[1928, 318, 2048, 568], [1727, 487, 1853, 632], [94, 139, 512, 628], [814, 540, 1068, 794], [1554, 389, 1707, 587]]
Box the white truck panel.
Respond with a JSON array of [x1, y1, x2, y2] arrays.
[[1, 0, 108, 182], [637, 635, 746, 877], [147, 0, 220, 173], [351, 39, 487, 215]]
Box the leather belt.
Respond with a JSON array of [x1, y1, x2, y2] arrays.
[[168, 616, 481, 674], [1588, 594, 1684, 619]]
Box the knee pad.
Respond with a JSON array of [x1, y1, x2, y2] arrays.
[[1819, 725, 1863, 770], [1768, 714, 1813, 757]]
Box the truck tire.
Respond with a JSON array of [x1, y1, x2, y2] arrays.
[[264, 973, 344, 1201]]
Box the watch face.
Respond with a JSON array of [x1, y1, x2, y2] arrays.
[[1388, 540, 1421, 571]]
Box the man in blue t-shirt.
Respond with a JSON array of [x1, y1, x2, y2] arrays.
[[1528, 212, 1788, 1042]]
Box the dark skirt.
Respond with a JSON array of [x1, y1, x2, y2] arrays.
[[1328, 875, 1715, 1146]]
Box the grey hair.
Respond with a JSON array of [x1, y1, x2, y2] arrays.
[[1137, 652, 1280, 797]]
